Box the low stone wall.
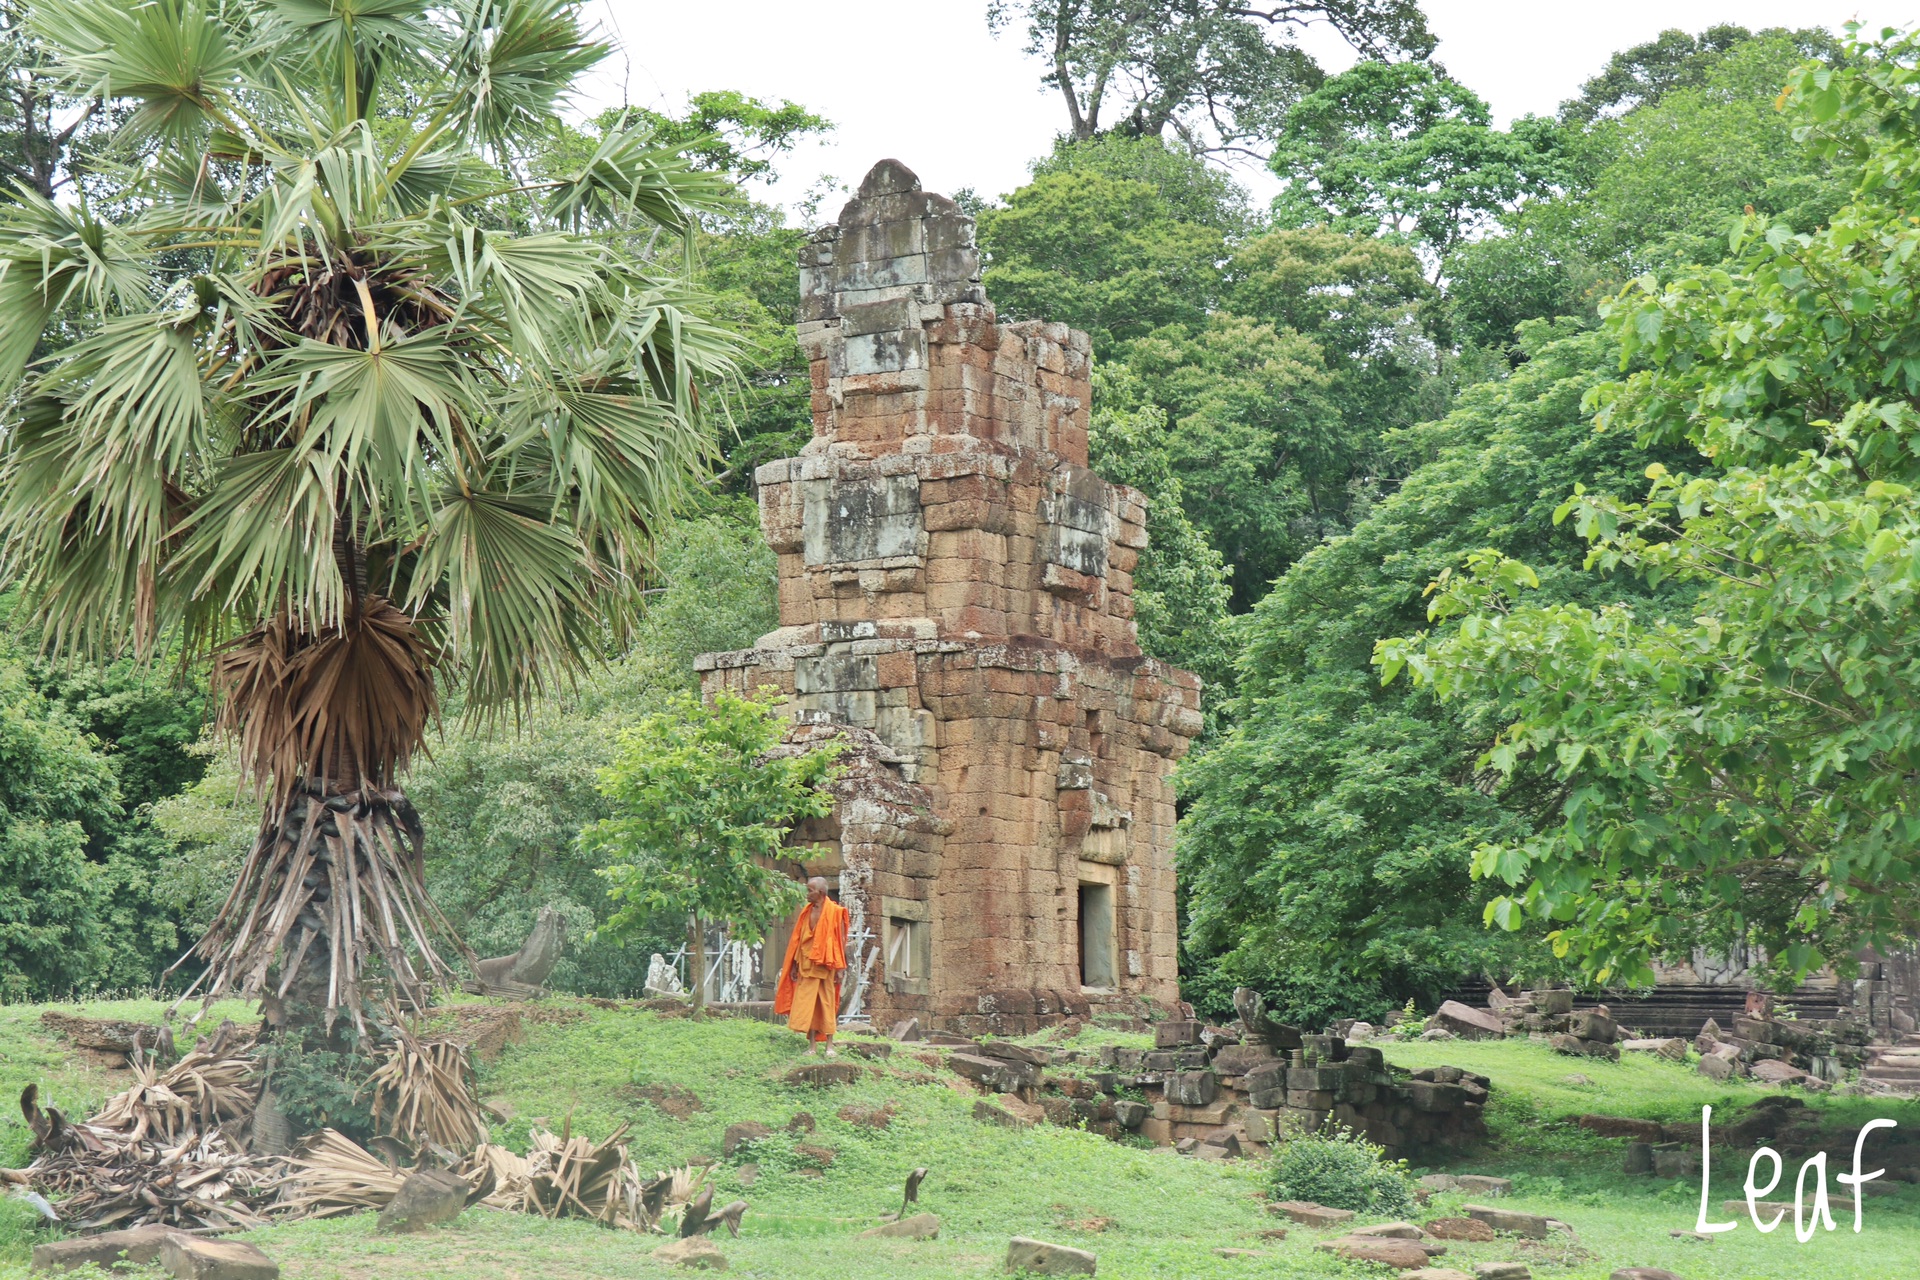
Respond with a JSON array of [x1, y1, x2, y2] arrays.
[[921, 990, 1491, 1161], [1114, 1021, 1488, 1160]]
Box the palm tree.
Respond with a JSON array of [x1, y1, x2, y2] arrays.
[[0, 0, 736, 1032]]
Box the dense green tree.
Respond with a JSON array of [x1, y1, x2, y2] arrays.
[[1226, 226, 1437, 437], [1177, 323, 1699, 1023], [978, 141, 1230, 351], [1446, 28, 1847, 353], [1115, 228, 1433, 606], [1380, 30, 1920, 989], [987, 0, 1432, 156], [0, 659, 118, 998], [1027, 130, 1251, 230], [0, 0, 98, 199], [1558, 24, 1836, 123], [612, 92, 828, 186], [1124, 313, 1339, 602], [1270, 61, 1563, 270], [585, 689, 841, 1016], [1088, 368, 1234, 709], [1440, 229, 1592, 357]]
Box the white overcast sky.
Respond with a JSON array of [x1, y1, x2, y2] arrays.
[[578, 1, 1913, 216]]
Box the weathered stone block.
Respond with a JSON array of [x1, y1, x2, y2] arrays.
[[1273, 1201, 1354, 1227], [1570, 1010, 1618, 1043], [1577, 1115, 1663, 1142], [652, 1237, 728, 1270], [157, 1235, 279, 1279], [1431, 1001, 1506, 1041], [1004, 1237, 1097, 1275], [377, 1167, 469, 1234], [862, 1212, 941, 1239], [1155, 1019, 1202, 1048], [1316, 1237, 1436, 1268], [1408, 1081, 1468, 1113], [1462, 1204, 1551, 1238], [31, 1226, 175, 1274]]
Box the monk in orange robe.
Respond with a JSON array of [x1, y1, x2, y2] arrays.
[[774, 877, 849, 1055]]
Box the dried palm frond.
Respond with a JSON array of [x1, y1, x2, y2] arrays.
[[472, 1124, 670, 1232], [276, 1128, 413, 1218], [87, 1063, 190, 1146], [462, 1142, 531, 1207], [210, 599, 440, 806], [274, 1126, 680, 1233], [10, 1053, 275, 1233], [522, 1123, 636, 1227], [25, 1128, 277, 1231], [368, 1028, 489, 1150]]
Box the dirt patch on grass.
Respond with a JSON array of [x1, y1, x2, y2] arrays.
[[622, 1082, 705, 1118], [434, 1005, 585, 1064]]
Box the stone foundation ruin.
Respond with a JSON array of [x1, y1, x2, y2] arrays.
[[696, 160, 1203, 1035]]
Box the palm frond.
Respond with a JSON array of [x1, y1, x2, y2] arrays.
[[251, 332, 474, 523], [256, 0, 439, 123], [545, 121, 729, 236], [30, 0, 249, 144], [507, 376, 708, 540], [404, 486, 598, 708], [411, 210, 605, 362], [168, 447, 343, 625], [439, 0, 605, 152], [0, 190, 153, 389], [382, 149, 496, 209]]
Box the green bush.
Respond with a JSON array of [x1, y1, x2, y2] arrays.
[[263, 1044, 378, 1142], [1266, 1125, 1416, 1215]]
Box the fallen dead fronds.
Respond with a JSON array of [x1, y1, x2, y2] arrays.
[[276, 1125, 688, 1234], [276, 1128, 414, 1218], [367, 1028, 488, 1150], [14, 1079, 277, 1231], [4, 1036, 270, 1232]]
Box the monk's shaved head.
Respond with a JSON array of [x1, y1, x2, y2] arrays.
[[808, 876, 830, 892]]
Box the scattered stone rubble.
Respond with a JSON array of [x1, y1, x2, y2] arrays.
[[1431, 984, 1890, 1089], [934, 989, 1489, 1161], [1689, 1011, 1868, 1087]]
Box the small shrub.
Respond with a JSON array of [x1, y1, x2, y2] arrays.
[[1391, 998, 1426, 1041], [263, 1044, 378, 1142], [1267, 1125, 1417, 1215]]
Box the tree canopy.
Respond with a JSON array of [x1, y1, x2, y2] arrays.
[[1270, 61, 1563, 270], [1379, 27, 1920, 989], [988, 0, 1433, 156]]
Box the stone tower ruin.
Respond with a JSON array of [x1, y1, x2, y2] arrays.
[[696, 160, 1202, 1035]]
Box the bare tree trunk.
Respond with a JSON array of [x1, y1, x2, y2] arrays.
[[689, 915, 706, 1020]]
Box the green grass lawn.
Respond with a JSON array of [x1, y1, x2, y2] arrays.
[[2, 999, 1917, 1278]]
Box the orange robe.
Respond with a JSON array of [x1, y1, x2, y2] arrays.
[[774, 899, 849, 1041]]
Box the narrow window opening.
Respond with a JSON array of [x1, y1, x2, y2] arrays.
[[886, 917, 924, 981]]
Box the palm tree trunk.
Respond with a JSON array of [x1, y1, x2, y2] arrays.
[[172, 783, 475, 1038]]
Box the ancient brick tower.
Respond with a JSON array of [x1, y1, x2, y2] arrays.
[[697, 160, 1202, 1035]]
